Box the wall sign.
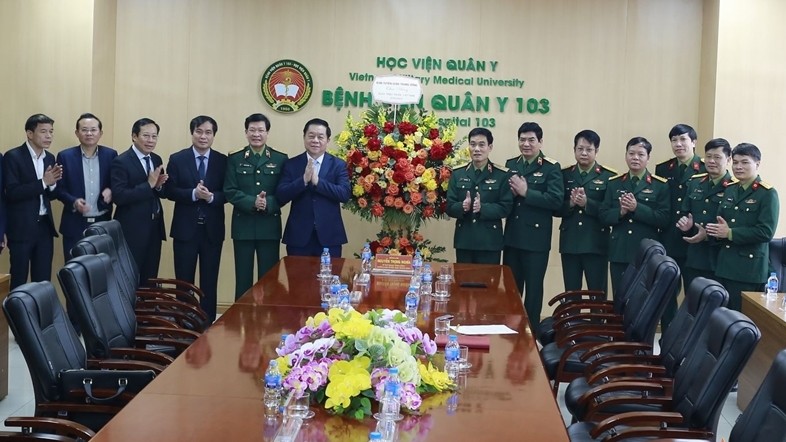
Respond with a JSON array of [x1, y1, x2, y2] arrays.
[[260, 59, 313, 113]]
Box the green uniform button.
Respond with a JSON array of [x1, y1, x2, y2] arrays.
[[578, 222, 583, 226], [749, 254, 753, 258], [628, 230, 633, 234]]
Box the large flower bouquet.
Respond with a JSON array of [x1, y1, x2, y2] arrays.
[[331, 104, 468, 258], [274, 308, 453, 419]]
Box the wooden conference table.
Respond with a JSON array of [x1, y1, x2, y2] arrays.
[[739, 291, 786, 409], [91, 257, 569, 441]]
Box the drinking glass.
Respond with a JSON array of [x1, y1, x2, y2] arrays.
[[433, 279, 450, 299], [459, 345, 472, 370], [438, 264, 453, 281], [286, 391, 315, 419], [434, 316, 451, 335]]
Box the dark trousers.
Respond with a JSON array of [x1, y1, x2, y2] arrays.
[[661, 255, 686, 333], [233, 239, 280, 299], [503, 246, 549, 325], [716, 277, 763, 312], [456, 249, 501, 265], [286, 229, 341, 258], [8, 218, 54, 289], [560, 253, 608, 292], [173, 225, 223, 323], [62, 214, 113, 259], [609, 262, 628, 303], [127, 220, 162, 287]]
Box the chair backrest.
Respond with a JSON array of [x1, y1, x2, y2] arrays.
[[2, 282, 87, 404], [672, 307, 761, 434], [70, 234, 137, 307], [658, 277, 729, 375], [730, 349, 786, 441], [57, 254, 138, 359], [614, 238, 666, 313], [83, 220, 140, 287], [768, 237, 786, 289], [620, 253, 680, 344]]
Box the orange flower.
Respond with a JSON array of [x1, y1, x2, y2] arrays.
[[407, 181, 420, 193], [426, 191, 438, 203], [357, 197, 368, 208], [387, 183, 399, 196], [394, 197, 405, 209], [405, 245, 415, 255], [414, 164, 426, 176], [380, 236, 392, 247], [439, 167, 452, 180], [379, 155, 390, 164], [399, 237, 411, 247], [384, 170, 395, 180], [359, 157, 369, 168], [410, 192, 423, 205], [370, 162, 382, 169], [412, 231, 424, 242], [402, 204, 414, 214], [362, 181, 373, 192], [417, 149, 428, 160], [404, 171, 416, 182], [384, 196, 395, 207], [363, 174, 376, 184], [371, 203, 384, 217], [374, 246, 386, 254]]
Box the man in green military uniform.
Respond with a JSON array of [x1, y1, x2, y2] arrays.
[[599, 137, 670, 298], [699, 143, 779, 312], [655, 124, 705, 329], [504, 122, 563, 324], [447, 127, 512, 264], [676, 138, 735, 286], [224, 113, 289, 299], [557, 130, 617, 292]]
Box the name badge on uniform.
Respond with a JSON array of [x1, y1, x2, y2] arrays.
[[745, 198, 757, 204], [459, 177, 471, 182], [533, 172, 543, 177], [484, 179, 497, 184], [265, 163, 277, 168], [592, 179, 604, 185], [716, 192, 724, 197], [239, 163, 252, 168], [642, 188, 654, 194], [694, 188, 703, 193]]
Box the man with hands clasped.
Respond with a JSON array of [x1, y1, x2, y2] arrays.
[[446, 127, 512, 264]]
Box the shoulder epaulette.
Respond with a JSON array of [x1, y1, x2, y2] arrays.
[[453, 162, 470, 171], [690, 173, 708, 179], [656, 158, 674, 167], [562, 165, 574, 172], [759, 181, 773, 190], [601, 165, 618, 175], [542, 156, 557, 165], [492, 163, 508, 172], [608, 174, 624, 181], [229, 147, 247, 156], [267, 146, 284, 156], [651, 174, 668, 183]]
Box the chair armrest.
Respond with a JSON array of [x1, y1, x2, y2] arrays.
[[553, 313, 622, 334], [37, 402, 123, 417], [136, 314, 182, 328], [548, 290, 606, 306], [147, 277, 201, 294], [553, 302, 616, 318], [586, 363, 668, 385], [4, 416, 96, 440], [555, 327, 625, 347], [108, 347, 175, 365], [590, 411, 686, 439], [137, 326, 201, 340], [585, 354, 662, 375], [136, 298, 206, 319], [87, 358, 166, 373], [580, 342, 654, 362]]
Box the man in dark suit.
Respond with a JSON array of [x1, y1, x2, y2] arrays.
[[3, 114, 63, 288], [55, 113, 117, 259], [110, 118, 168, 285], [165, 115, 227, 323], [276, 118, 351, 257]]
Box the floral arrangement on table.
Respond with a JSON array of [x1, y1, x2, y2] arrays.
[[367, 228, 445, 261], [331, 104, 468, 259], [274, 307, 454, 419]]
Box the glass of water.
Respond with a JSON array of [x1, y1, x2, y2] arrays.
[[286, 391, 315, 419]]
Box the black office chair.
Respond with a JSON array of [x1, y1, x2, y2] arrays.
[[566, 307, 761, 442], [58, 253, 199, 362], [564, 277, 729, 422], [541, 253, 680, 393], [769, 237, 786, 288], [538, 239, 666, 345], [2, 282, 156, 431], [70, 234, 207, 331], [0, 417, 95, 441]]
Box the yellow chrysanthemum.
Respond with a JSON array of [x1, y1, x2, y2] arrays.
[[423, 179, 437, 191], [421, 168, 435, 180], [396, 141, 405, 150], [359, 136, 369, 145], [383, 134, 396, 147], [352, 184, 365, 197], [367, 150, 381, 161], [422, 138, 433, 148]]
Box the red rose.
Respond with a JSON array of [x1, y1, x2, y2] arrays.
[[394, 149, 408, 160], [382, 146, 397, 158], [349, 150, 363, 164], [411, 156, 424, 167], [392, 171, 407, 184], [383, 121, 395, 134], [443, 141, 453, 154], [371, 203, 384, 217], [398, 121, 417, 136], [413, 143, 423, 151], [439, 200, 447, 214], [428, 128, 439, 140], [405, 245, 415, 255], [430, 146, 446, 161], [369, 183, 383, 200], [364, 124, 379, 138], [367, 138, 381, 151], [422, 205, 435, 218]]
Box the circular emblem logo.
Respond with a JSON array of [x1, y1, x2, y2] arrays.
[[260, 59, 313, 113]]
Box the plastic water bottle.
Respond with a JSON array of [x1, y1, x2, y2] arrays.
[[378, 367, 402, 421], [277, 334, 289, 353], [420, 263, 433, 296], [320, 248, 331, 277], [263, 360, 282, 416], [328, 275, 341, 308], [405, 286, 419, 325], [338, 284, 352, 311], [368, 431, 383, 442], [361, 243, 373, 274], [766, 272, 779, 300], [374, 418, 398, 441], [444, 334, 460, 380], [412, 250, 422, 277]]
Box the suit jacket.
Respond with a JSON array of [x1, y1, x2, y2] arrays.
[[2, 143, 58, 240], [714, 176, 779, 284], [224, 145, 288, 240], [55, 145, 117, 238], [556, 162, 618, 255], [655, 155, 706, 258], [446, 162, 512, 251], [599, 170, 670, 264], [276, 152, 351, 247], [110, 147, 166, 241], [503, 152, 563, 251], [165, 147, 227, 243]]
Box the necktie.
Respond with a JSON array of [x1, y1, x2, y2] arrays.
[[580, 171, 587, 180], [144, 156, 151, 175], [631, 176, 640, 189], [144, 156, 160, 214], [314, 160, 321, 177], [678, 163, 687, 177], [197, 155, 206, 181]]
